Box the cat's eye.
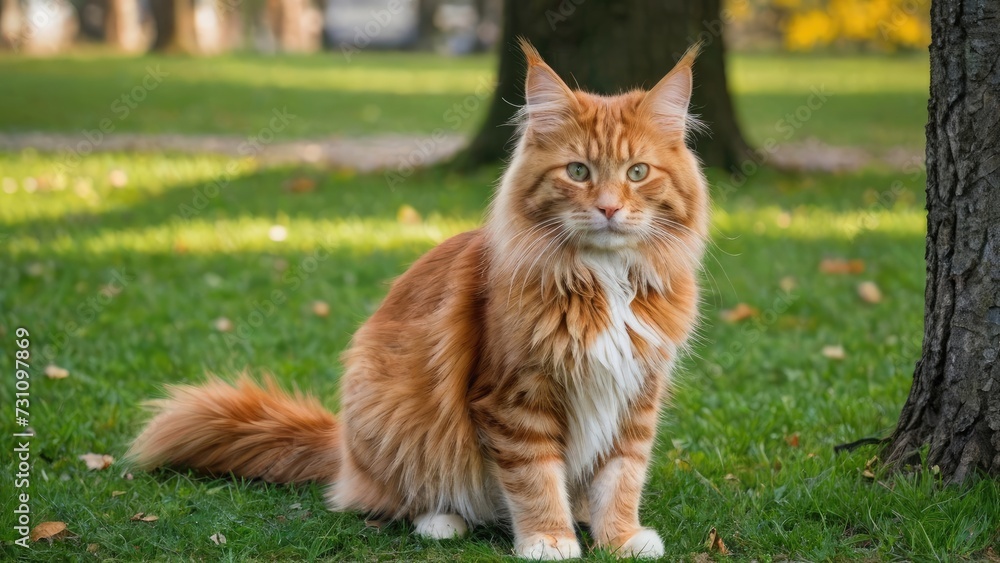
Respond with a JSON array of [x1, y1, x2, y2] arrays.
[[566, 162, 590, 182], [627, 163, 649, 182]]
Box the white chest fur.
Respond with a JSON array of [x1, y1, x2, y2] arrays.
[[563, 255, 671, 480]]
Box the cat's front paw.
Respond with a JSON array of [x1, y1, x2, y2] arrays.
[[515, 533, 582, 560], [615, 528, 664, 559], [413, 513, 467, 539]]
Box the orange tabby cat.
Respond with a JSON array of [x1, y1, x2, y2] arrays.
[[130, 40, 708, 560]]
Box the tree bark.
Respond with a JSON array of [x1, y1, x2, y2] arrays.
[[884, 0, 1000, 483], [458, 0, 750, 169], [105, 0, 146, 52], [151, 0, 198, 53]]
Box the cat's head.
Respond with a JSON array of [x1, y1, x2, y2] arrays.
[[492, 40, 709, 265]]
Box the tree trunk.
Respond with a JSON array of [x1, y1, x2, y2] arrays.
[[265, 0, 320, 52], [459, 0, 750, 169], [151, 0, 198, 53], [884, 0, 1000, 483], [105, 0, 145, 52]]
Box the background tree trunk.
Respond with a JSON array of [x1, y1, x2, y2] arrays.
[[105, 0, 145, 52], [459, 0, 750, 169], [151, 0, 198, 53], [884, 0, 1000, 483]]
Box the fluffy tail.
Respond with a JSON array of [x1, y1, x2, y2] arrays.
[[129, 375, 340, 484]]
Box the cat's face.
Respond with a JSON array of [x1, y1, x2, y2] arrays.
[[501, 43, 707, 255]]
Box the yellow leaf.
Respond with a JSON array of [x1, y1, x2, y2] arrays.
[[857, 281, 883, 304], [79, 452, 114, 470], [44, 365, 69, 379]]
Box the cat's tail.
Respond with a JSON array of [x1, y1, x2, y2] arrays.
[[128, 375, 340, 484]]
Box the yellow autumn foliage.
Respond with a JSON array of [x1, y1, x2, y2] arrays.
[[729, 0, 931, 51]]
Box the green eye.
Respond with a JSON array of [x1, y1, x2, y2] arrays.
[[628, 163, 649, 182], [566, 162, 590, 182]]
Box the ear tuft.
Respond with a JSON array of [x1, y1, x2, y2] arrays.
[[640, 43, 702, 139], [515, 38, 576, 136]]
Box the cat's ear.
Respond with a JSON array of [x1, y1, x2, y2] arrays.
[[518, 38, 576, 134], [640, 44, 700, 140]]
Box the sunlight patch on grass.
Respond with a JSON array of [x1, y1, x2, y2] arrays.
[[713, 206, 925, 240], [6, 217, 479, 257]]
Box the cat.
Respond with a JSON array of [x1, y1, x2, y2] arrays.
[[130, 39, 708, 560]]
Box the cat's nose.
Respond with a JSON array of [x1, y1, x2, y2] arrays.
[[597, 204, 622, 219]]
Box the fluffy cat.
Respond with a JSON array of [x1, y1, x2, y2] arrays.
[[130, 40, 708, 560]]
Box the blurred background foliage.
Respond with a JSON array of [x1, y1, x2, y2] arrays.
[[0, 0, 929, 57]]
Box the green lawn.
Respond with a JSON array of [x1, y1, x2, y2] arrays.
[[2, 51, 997, 561], [0, 52, 929, 150]]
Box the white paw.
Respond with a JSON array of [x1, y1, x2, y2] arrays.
[[413, 513, 468, 539], [515, 534, 582, 560], [617, 528, 665, 559]]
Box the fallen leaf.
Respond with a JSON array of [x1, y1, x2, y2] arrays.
[[779, 276, 797, 292], [79, 453, 114, 470], [724, 473, 739, 482], [822, 345, 846, 360], [311, 301, 330, 317], [87, 543, 99, 553], [111, 490, 126, 497], [820, 258, 865, 274], [674, 459, 692, 472], [785, 433, 800, 448], [863, 456, 880, 479], [99, 283, 123, 298], [397, 204, 422, 225], [214, 317, 234, 332], [720, 303, 758, 323], [284, 176, 317, 193], [857, 281, 883, 304], [31, 521, 69, 542], [705, 527, 729, 555], [130, 512, 158, 522], [288, 503, 302, 510], [210, 533, 227, 545], [45, 365, 70, 379]]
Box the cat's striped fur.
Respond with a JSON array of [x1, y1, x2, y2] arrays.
[[130, 40, 708, 560]]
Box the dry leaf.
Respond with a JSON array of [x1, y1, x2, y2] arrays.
[[44, 365, 69, 379], [724, 473, 739, 482], [820, 258, 865, 274], [79, 453, 114, 470], [779, 276, 797, 292], [705, 527, 729, 555], [87, 543, 99, 553], [131, 512, 158, 522], [720, 303, 758, 323], [210, 533, 227, 545], [30, 521, 70, 542], [311, 301, 330, 317], [863, 456, 880, 479], [857, 281, 883, 304], [822, 345, 846, 360], [284, 176, 317, 194], [397, 204, 422, 225], [785, 433, 800, 448], [111, 490, 126, 497], [214, 317, 234, 332], [99, 283, 123, 298], [674, 459, 692, 472]]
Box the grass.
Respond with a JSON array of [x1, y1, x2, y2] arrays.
[[1, 51, 997, 561], [0, 52, 929, 150]]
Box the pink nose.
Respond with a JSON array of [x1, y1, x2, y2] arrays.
[[597, 204, 622, 219]]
